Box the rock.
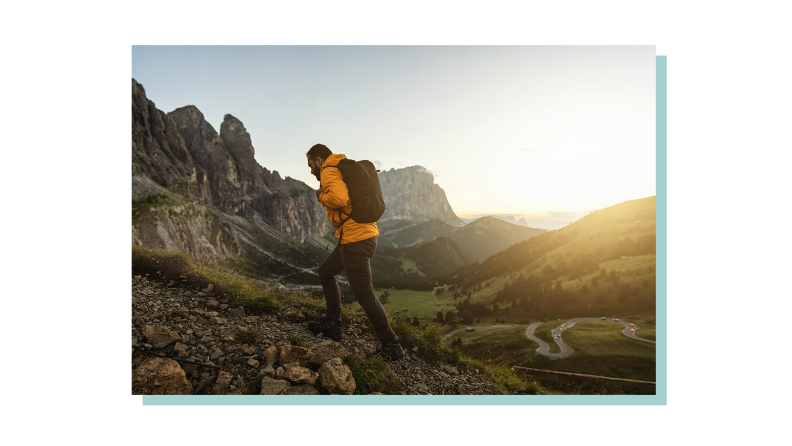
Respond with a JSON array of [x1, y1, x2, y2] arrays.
[[281, 385, 319, 395], [295, 311, 305, 322], [167, 280, 176, 287], [207, 300, 219, 309], [412, 347, 419, 353], [261, 366, 276, 378], [246, 316, 260, 324], [227, 376, 248, 395], [141, 324, 181, 348], [209, 317, 228, 325], [279, 345, 313, 367], [211, 371, 234, 395], [219, 304, 229, 310], [308, 345, 350, 368], [133, 358, 194, 395], [229, 306, 245, 318], [171, 310, 190, 319], [248, 359, 260, 368], [263, 346, 279, 368], [210, 349, 225, 361], [173, 342, 189, 356], [378, 166, 465, 227], [241, 345, 257, 356], [368, 392, 384, 395], [415, 383, 429, 394], [260, 377, 290, 395], [275, 367, 285, 379], [442, 364, 458, 375], [318, 357, 356, 395], [283, 363, 319, 385]]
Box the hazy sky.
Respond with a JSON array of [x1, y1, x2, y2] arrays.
[[132, 46, 655, 221]]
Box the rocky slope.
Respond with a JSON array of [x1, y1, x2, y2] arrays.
[[378, 166, 465, 227], [132, 274, 495, 395]]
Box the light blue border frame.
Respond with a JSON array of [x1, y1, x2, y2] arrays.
[[144, 54, 668, 406]]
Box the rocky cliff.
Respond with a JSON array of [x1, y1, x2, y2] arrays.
[[132, 79, 330, 274], [378, 166, 465, 227]]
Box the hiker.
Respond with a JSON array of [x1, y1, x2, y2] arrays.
[[305, 143, 405, 361]]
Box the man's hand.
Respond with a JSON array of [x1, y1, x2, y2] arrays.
[[315, 185, 323, 201]]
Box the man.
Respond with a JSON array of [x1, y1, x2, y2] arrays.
[[306, 143, 405, 361]]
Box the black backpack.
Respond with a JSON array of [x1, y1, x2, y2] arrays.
[[325, 158, 385, 244]]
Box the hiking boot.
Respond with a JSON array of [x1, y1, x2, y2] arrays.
[[374, 339, 406, 362], [307, 319, 343, 341]]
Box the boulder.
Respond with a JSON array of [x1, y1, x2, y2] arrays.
[[263, 346, 279, 368], [133, 358, 194, 395], [211, 371, 234, 395], [281, 385, 319, 395], [279, 345, 313, 367], [318, 357, 356, 395], [229, 306, 245, 318], [283, 363, 319, 385], [141, 324, 180, 349], [260, 377, 290, 395], [308, 345, 350, 368]]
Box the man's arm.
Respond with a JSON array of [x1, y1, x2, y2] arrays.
[[318, 168, 350, 209]]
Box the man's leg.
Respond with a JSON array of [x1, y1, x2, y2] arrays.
[[317, 245, 345, 323], [340, 237, 397, 343]]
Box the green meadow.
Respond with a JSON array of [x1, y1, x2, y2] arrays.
[[445, 325, 539, 366]]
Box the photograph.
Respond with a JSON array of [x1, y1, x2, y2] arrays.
[[130, 45, 661, 400]]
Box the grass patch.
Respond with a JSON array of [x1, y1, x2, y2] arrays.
[[448, 325, 538, 365], [391, 318, 459, 364], [288, 336, 311, 348], [562, 322, 655, 358], [343, 355, 402, 395], [132, 245, 325, 317], [235, 330, 259, 345]]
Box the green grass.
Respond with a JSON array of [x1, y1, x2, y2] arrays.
[[235, 330, 259, 345], [398, 256, 425, 276], [446, 325, 538, 366], [343, 355, 403, 395], [561, 322, 655, 357], [132, 245, 326, 317], [287, 336, 311, 348]]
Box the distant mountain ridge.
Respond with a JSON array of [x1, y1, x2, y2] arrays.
[[378, 217, 546, 262]]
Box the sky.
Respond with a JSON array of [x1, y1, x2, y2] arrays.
[[132, 46, 655, 225]]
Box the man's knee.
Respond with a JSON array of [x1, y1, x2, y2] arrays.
[[318, 264, 336, 281]]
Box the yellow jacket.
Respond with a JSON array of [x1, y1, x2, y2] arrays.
[[319, 154, 379, 244]]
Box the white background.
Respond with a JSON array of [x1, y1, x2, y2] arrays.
[[1, 0, 788, 444]]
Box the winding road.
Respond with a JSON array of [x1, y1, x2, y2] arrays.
[[441, 318, 655, 360], [441, 325, 514, 340], [525, 317, 655, 359]]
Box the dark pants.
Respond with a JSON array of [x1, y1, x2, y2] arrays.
[[317, 236, 396, 343]]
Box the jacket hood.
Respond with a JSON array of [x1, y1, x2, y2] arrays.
[[321, 153, 347, 169]]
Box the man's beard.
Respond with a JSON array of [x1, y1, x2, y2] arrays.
[[313, 169, 321, 182]]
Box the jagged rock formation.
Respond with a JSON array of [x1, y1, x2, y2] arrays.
[[378, 166, 465, 227], [132, 79, 330, 273], [131, 274, 495, 395]]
